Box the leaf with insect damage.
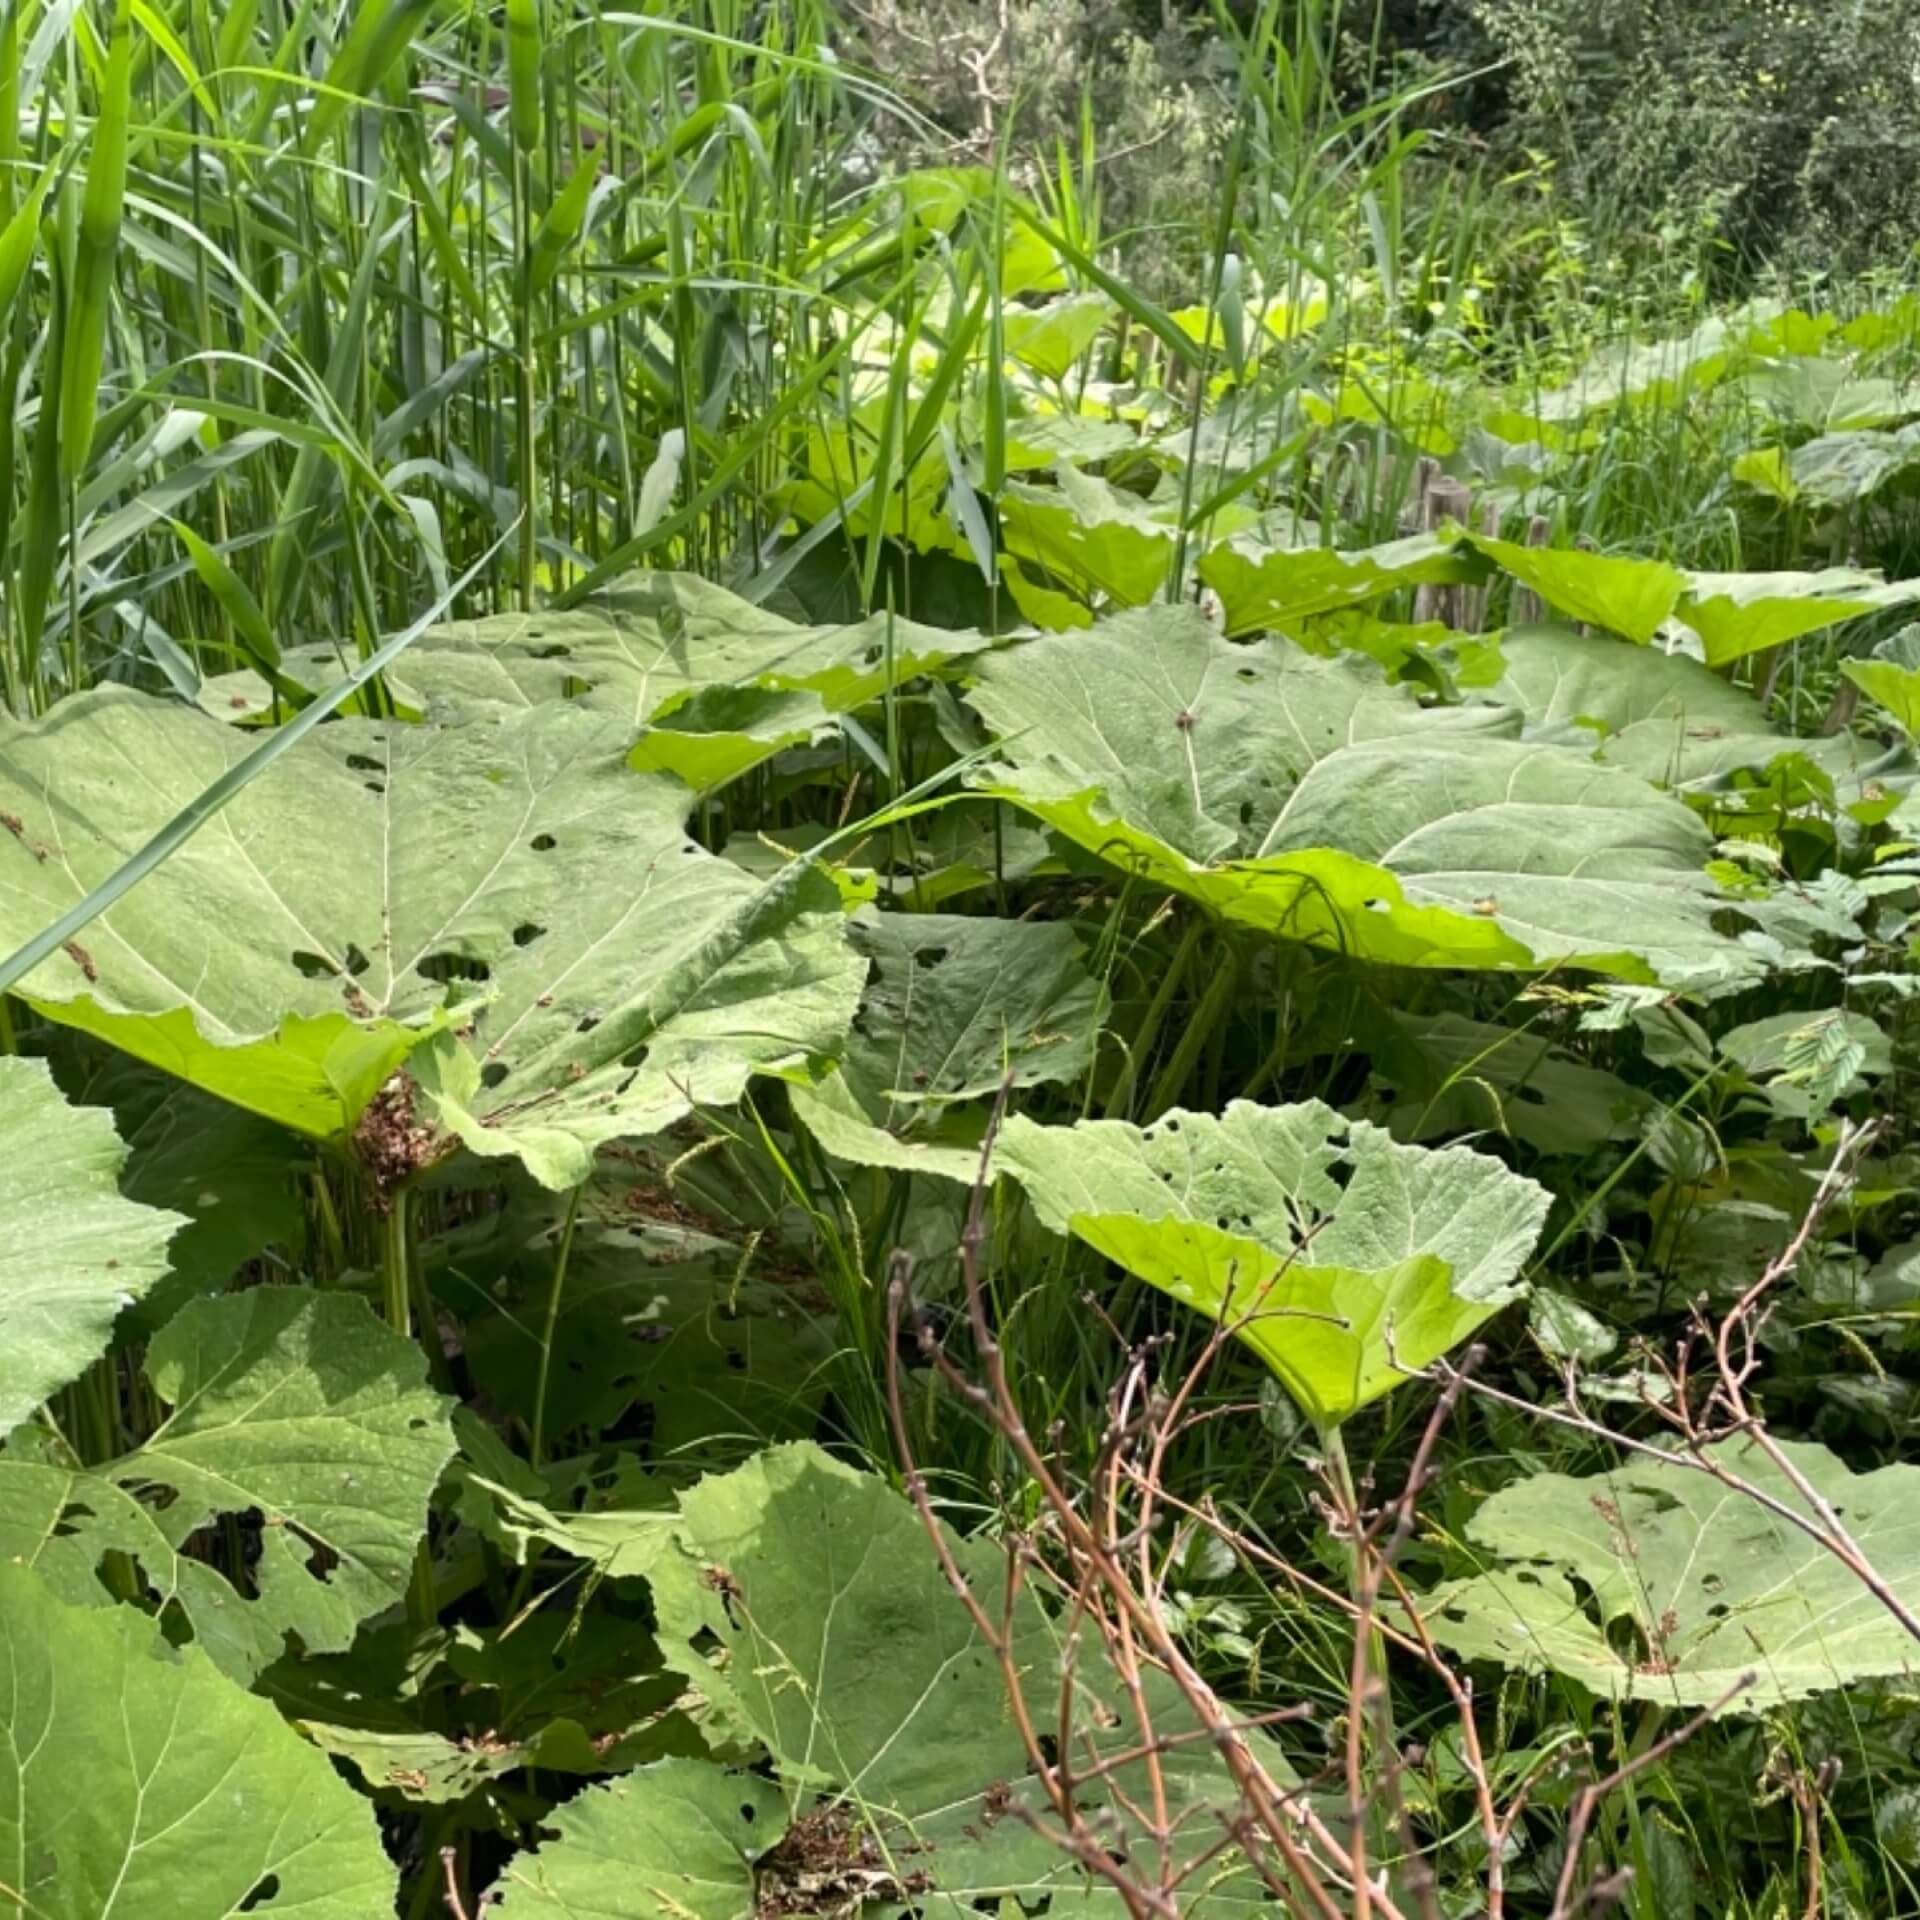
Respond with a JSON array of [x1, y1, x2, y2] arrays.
[[0, 1056, 183, 1436], [485, 1758, 786, 1918], [966, 608, 1762, 985], [0, 689, 864, 1183], [792, 908, 1106, 1183], [205, 572, 996, 792], [0, 1562, 396, 1919], [1418, 1437, 1920, 1706], [0, 1287, 454, 1680], [996, 1099, 1549, 1429], [478, 1443, 1288, 1915]]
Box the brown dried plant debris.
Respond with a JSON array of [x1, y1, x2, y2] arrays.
[[353, 1071, 447, 1198], [754, 1804, 932, 1920]]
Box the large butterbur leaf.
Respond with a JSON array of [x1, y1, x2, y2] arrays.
[[1467, 535, 1920, 665], [1420, 1438, 1920, 1706], [0, 690, 863, 1183], [0, 1056, 184, 1434], [489, 1759, 786, 1918], [1678, 569, 1920, 668], [0, 1563, 397, 1917], [792, 908, 1106, 1182], [996, 1100, 1549, 1428], [966, 609, 1759, 983], [207, 571, 994, 750], [1198, 529, 1479, 636], [477, 1444, 1281, 1915], [1485, 626, 1906, 794], [0, 1287, 455, 1678]]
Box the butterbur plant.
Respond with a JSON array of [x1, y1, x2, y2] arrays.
[[12, 0, 1920, 1913]]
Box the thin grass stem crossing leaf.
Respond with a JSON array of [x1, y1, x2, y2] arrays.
[[0, 1055, 183, 1435], [0, 1287, 455, 1678], [0, 1563, 397, 1918], [0, 691, 864, 1180], [1419, 1438, 1920, 1706], [996, 1100, 1549, 1428]]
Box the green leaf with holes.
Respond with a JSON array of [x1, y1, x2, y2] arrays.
[[205, 572, 993, 737], [995, 1100, 1549, 1428], [0, 1287, 454, 1679], [0, 1056, 184, 1436], [477, 1443, 1286, 1914], [1419, 1438, 1920, 1705], [793, 908, 1106, 1182], [966, 609, 1762, 984], [455, 1216, 835, 1457], [0, 690, 864, 1182], [487, 1759, 785, 1917], [0, 1561, 397, 1917]]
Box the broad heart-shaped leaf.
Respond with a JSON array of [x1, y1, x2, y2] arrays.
[[649, 1444, 1286, 1911], [0, 1057, 184, 1435], [205, 570, 994, 734], [1470, 534, 1688, 644], [484, 1444, 1283, 1914], [0, 689, 864, 1182], [995, 1100, 1549, 1428], [967, 610, 1764, 984], [1678, 569, 1920, 669], [487, 1758, 786, 1918], [0, 1287, 454, 1679], [998, 464, 1179, 606], [793, 908, 1105, 1184], [1198, 529, 1480, 637], [0, 1565, 397, 1917], [841, 908, 1107, 1108], [1842, 627, 1920, 737], [1420, 1438, 1920, 1706], [1468, 538, 1920, 664], [1483, 626, 1908, 794]]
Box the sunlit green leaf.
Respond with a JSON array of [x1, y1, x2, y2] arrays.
[[0, 1563, 397, 1917], [1421, 1438, 1920, 1705], [996, 1099, 1549, 1427]]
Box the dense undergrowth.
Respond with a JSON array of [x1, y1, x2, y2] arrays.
[[5, 2, 1920, 1916]]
